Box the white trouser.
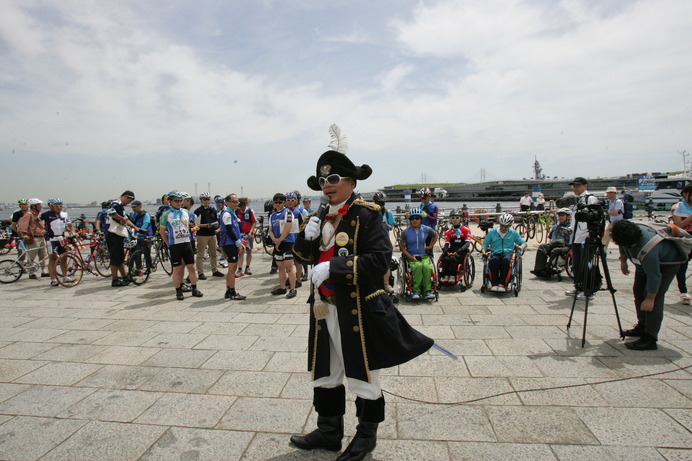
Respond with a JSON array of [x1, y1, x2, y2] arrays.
[[312, 303, 381, 400]]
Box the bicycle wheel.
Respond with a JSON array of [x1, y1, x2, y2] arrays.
[[0, 259, 23, 283], [514, 256, 522, 296], [93, 247, 111, 277], [56, 254, 83, 287], [514, 223, 527, 240], [565, 251, 574, 280], [254, 230, 262, 245], [127, 249, 151, 285], [464, 255, 475, 289], [526, 219, 536, 240], [535, 223, 544, 243], [159, 245, 173, 275], [262, 230, 274, 256]]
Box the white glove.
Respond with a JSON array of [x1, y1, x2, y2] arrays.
[[308, 261, 330, 287], [304, 216, 321, 241]]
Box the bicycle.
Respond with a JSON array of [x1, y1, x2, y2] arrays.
[[0, 248, 51, 283], [534, 212, 555, 244], [254, 216, 265, 245], [436, 218, 450, 251], [0, 234, 20, 255], [54, 231, 115, 287]]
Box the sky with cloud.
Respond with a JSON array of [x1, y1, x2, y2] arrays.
[[1, 0, 690, 203]]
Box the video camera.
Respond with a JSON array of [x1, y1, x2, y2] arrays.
[[574, 201, 605, 240]]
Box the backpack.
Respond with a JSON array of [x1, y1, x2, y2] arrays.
[[631, 222, 692, 265], [623, 202, 634, 219]]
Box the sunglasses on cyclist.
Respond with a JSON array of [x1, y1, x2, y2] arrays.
[[274, 201, 284, 204], [408, 216, 421, 220], [319, 174, 347, 188]]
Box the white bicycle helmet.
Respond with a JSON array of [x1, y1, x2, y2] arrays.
[[27, 198, 43, 206], [498, 213, 514, 226], [557, 207, 572, 215], [199, 192, 211, 200]]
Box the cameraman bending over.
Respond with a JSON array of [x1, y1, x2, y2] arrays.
[[565, 177, 601, 299]]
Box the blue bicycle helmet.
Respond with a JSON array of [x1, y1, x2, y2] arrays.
[[47, 197, 63, 206], [408, 207, 423, 219], [285, 191, 297, 200], [167, 190, 183, 199]]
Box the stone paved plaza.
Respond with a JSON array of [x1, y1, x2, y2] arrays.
[[0, 243, 690, 460]]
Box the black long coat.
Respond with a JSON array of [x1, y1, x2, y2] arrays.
[[294, 195, 433, 383]]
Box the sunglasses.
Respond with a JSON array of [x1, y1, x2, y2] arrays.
[[274, 201, 284, 204], [125, 195, 135, 200], [171, 199, 183, 203], [319, 174, 346, 187], [202, 197, 210, 200], [409, 216, 421, 220]]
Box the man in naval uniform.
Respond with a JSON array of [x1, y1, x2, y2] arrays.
[[290, 147, 434, 461]]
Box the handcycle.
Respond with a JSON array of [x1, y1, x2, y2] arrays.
[[479, 246, 524, 297]]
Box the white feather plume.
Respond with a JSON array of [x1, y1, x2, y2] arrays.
[[327, 124, 349, 154]]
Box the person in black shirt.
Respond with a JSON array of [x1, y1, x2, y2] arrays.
[[11, 199, 28, 237], [193, 192, 224, 279]]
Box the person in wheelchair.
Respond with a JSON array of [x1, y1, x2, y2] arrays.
[[400, 208, 438, 300], [531, 208, 572, 279], [481, 213, 527, 292], [439, 210, 471, 283]]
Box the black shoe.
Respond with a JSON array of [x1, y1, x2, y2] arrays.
[[286, 289, 297, 299], [622, 325, 646, 337], [212, 271, 225, 277], [271, 287, 287, 295], [198, 272, 207, 280], [336, 421, 379, 461], [229, 292, 246, 300], [118, 277, 131, 286], [295, 281, 302, 288], [224, 289, 232, 299], [180, 284, 191, 293], [112, 279, 125, 287], [191, 289, 203, 298], [176, 292, 185, 301], [625, 336, 657, 350], [290, 415, 344, 452], [185, 277, 191, 284], [301, 274, 308, 282]]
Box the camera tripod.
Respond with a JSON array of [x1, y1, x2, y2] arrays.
[[566, 236, 625, 347]]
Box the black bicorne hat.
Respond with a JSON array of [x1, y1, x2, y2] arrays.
[[307, 150, 372, 191]]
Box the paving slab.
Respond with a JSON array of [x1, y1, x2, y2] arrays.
[[0, 247, 690, 459]]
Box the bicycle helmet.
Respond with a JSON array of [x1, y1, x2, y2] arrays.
[[18, 198, 28, 204], [419, 187, 432, 198], [285, 191, 297, 200], [27, 198, 43, 206], [449, 209, 462, 218], [124, 238, 138, 249], [373, 192, 387, 203], [167, 190, 183, 199], [557, 207, 572, 215], [498, 213, 514, 226], [199, 192, 211, 200], [408, 207, 423, 219], [214, 196, 224, 204], [180, 191, 190, 199], [47, 198, 63, 206]]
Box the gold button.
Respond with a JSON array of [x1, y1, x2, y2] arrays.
[[346, 260, 353, 267], [351, 309, 358, 315], [351, 220, 356, 227], [346, 274, 353, 280], [353, 326, 360, 332], [350, 292, 357, 298]]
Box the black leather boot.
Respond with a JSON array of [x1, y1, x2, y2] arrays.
[[290, 385, 345, 451], [337, 396, 385, 461], [290, 415, 343, 451]]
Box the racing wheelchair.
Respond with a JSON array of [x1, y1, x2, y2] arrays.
[[436, 247, 475, 291], [393, 254, 439, 302], [480, 246, 524, 297]]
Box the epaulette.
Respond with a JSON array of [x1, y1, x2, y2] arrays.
[[352, 199, 381, 212]]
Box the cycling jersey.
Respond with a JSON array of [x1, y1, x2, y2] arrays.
[[159, 208, 192, 246], [218, 206, 242, 247], [40, 210, 70, 241], [482, 227, 526, 254], [96, 209, 110, 232], [270, 207, 296, 243], [188, 210, 197, 242], [237, 207, 257, 234], [444, 225, 471, 252], [403, 225, 433, 256], [420, 201, 438, 229], [129, 211, 153, 239]]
